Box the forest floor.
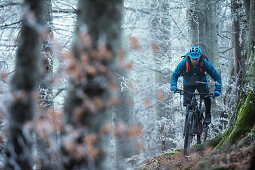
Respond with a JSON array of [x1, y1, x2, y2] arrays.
[[137, 135, 255, 170]]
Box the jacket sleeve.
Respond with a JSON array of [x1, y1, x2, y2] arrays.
[[170, 59, 186, 87], [203, 59, 222, 92]]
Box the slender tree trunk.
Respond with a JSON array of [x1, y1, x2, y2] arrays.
[[187, 0, 218, 64], [35, 0, 54, 169], [62, 0, 123, 169], [231, 0, 247, 99], [5, 0, 44, 169], [150, 0, 175, 152], [205, 0, 218, 66]]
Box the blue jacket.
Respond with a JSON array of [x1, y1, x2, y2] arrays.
[[171, 58, 222, 92]]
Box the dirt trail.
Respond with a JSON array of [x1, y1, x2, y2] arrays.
[[142, 144, 254, 170]]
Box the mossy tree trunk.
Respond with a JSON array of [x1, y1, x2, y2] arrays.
[[215, 0, 255, 151], [62, 0, 122, 169], [5, 0, 44, 169]]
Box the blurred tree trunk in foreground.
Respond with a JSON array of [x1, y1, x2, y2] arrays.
[[62, 0, 123, 169], [5, 0, 44, 169]]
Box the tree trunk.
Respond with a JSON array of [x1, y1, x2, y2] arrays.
[[62, 0, 123, 169], [5, 0, 44, 169], [215, 0, 255, 150], [187, 0, 218, 64], [35, 0, 54, 169], [231, 0, 245, 98], [150, 0, 175, 152]]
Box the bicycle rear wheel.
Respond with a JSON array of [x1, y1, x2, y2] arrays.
[[184, 111, 193, 156]]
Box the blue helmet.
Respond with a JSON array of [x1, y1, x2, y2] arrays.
[[187, 46, 202, 59]]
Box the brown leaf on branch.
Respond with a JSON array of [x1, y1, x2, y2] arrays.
[[129, 35, 141, 50], [85, 134, 98, 147], [100, 122, 113, 135], [64, 141, 75, 154], [94, 97, 104, 111], [109, 96, 121, 106], [144, 98, 151, 107], [109, 82, 118, 91], [156, 91, 166, 101], [136, 142, 143, 151], [127, 125, 143, 138], [0, 72, 8, 81], [151, 42, 160, 54]]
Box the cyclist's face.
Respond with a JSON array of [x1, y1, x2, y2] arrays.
[[190, 58, 200, 66]]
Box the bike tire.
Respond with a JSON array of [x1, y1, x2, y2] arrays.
[[184, 111, 193, 156]]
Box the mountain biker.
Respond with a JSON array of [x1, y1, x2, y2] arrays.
[[170, 46, 222, 125]]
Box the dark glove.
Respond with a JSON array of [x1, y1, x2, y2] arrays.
[[213, 91, 220, 99], [171, 86, 177, 93]]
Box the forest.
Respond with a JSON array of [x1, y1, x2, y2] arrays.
[[0, 0, 254, 169]]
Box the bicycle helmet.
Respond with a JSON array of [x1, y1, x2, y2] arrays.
[[186, 46, 202, 59]]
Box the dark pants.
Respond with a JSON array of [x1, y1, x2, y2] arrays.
[[183, 84, 211, 115]]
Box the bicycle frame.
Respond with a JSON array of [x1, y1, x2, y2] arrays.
[[176, 88, 212, 155]]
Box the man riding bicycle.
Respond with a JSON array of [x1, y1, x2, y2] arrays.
[[170, 46, 222, 125]]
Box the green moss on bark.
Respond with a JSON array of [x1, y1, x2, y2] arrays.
[[215, 93, 255, 151]]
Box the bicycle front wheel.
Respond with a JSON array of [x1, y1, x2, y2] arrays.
[[184, 111, 193, 156]]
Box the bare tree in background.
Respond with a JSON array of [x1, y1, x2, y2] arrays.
[[5, 0, 45, 169], [187, 0, 218, 64]]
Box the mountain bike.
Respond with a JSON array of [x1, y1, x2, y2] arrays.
[[176, 88, 213, 156]]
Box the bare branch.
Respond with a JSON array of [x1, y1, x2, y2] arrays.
[[0, 20, 21, 28], [0, 2, 22, 8]]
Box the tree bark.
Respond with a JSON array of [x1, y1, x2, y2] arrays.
[[5, 0, 44, 169], [35, 0, 54, 169], [215, 0, 255, 151], [62, 0, 123, 169]]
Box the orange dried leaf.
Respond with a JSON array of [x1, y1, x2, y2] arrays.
[[109, 96, 121, 105], [124, 63, 133, 70], [109, 83, 118, 91], [87, 65, 97, 75], [64, 141, 75, 153], [0, 72, 7, 81], [74, 107, 84, 120], [129, 35, 141, 50], [88, 147, 99, 159], [94, 98, 104, 110], [100, 123, 113, 135], [63, 52, 73, 61], [127, 125, 143, 138], [144, 99, 151, 107], [156, 91, 166, 101], [136, 142, 143, 151], [85, 134, 98, 147], [151, 42, 160, 54], [81, 53, 89, 66], [128, 81, 134, 89], [0, 136, 4, 142]]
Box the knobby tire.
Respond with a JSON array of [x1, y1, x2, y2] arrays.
[[184, 111, 193, 156]]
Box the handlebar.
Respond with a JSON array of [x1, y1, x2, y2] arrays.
[[175, 88, 213, 98]]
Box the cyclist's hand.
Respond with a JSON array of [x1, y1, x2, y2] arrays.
[[171, 85, 177, 93], [213, 91, 220, 99]]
